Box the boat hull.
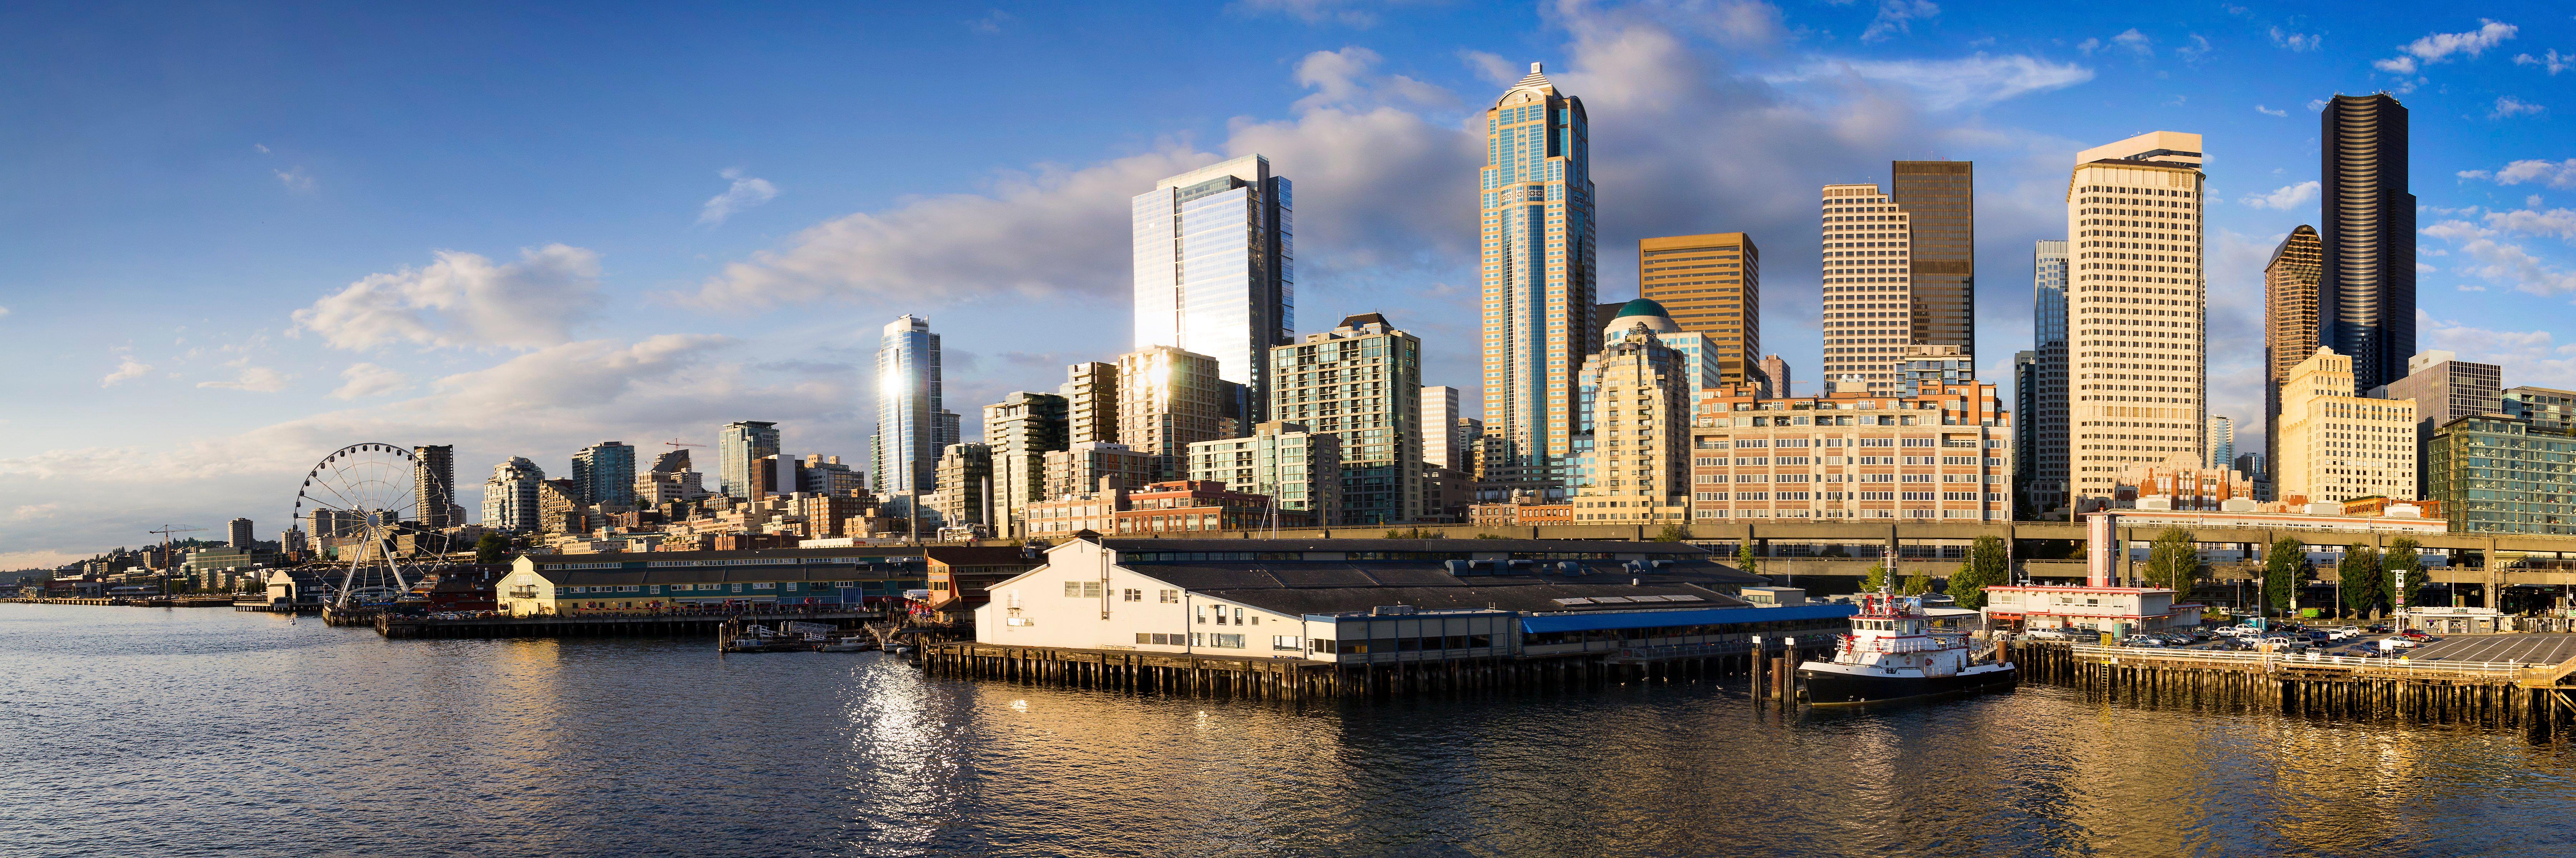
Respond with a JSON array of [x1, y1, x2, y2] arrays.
[[1798, 663, 2018, 706]]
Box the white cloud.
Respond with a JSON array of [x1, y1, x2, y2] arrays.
[[2482, 206, 2576, 240], [2077, 38, 2100, 55], [2459, 159, 2576, 189], [966, 9, 1013, 34], [0, 305, 10, 316], [2418, 262, 2439, 273], [2307, 98, 2327, 112], [2111, 29, 2153, 56], [274, 168, 316, 192], [1229, 0, 1389, 27], [101, 357, 152, 387], [2240, 180, 2319, 210], [254, 143, 270, 153], [291, 244, 603, 351], [1860, 0, 1938, 43], [2422, 219, 2576, 296], [2269, 27, 2320, 51], [2379, 19, 2518, 75], [197, 367, 288, 393], [2421, 311, 2576, 387], [1768, 53, 2093, 110], [330, 363, 412, 399], [2517, 49, 2570, 74], [1292, 47, 1453, 112], [2255, 104, 2288, 117], [2491, 96, 2547, 119], [2176, 33, 2212, 62], [1459, 49, 1521, 87], [2373, 55, 2419, 74], [697, 168, 779, 226]]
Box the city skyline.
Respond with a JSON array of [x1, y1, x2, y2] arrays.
[[6, 4, 2573, 564]]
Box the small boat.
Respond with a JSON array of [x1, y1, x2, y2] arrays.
[[815, 636, 876, 652], [1797, 586, 2016, 706]]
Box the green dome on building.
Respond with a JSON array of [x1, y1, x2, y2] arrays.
[[1610, 297, 1669, 320], [1602, 297, 1680, 339]]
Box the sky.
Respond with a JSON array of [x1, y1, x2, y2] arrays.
[[2, 1, 2571, 568]]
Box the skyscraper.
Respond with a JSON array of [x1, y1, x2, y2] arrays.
[[2277, 347, 2417, 504], [2264, 225, 2324, 493], [2206, 416, 2235, 471], [2013, 350, 2039, 516], [984, 391, 1069, 537], [227, 517, 254, 549], [1891, 160, 1976, 356], [1420, 386, 1461, 471], [1759, 355, 1792, 399], [1116, 345, 1227, 480], [482, 457, 545, 532], [716, 420, 779, 499], [872, 315, 943, 496], [2063, 131, 2207, 510], [1133, 155, 1292, 424], [1638, 233, 1760, 386], [2320, 93, 2416, 393], [411, 444, 454, 529], [571, 441, 636, 507], [1272, 314, 1424, 525], [1819, 182, 1916, 393], [1570, 306, 1692, 523], [1478, 62, 1593, 494], [1062, 362, 1119, 445], [2031, 239, 2070, 516]]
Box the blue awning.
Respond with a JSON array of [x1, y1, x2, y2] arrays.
[[1518, 603, 1857, 633]]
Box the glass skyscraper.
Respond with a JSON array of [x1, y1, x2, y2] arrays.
[[2031, 239, 2068, 515], [1478, 62, 1592, 496], [572, 440, 635, 507], [1132, 155, 1291, 425], [2321, 93, 2415, 394], [717, 420, 778, 499], [873, 315, 944, 496]]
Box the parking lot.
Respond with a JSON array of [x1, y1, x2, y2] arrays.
[[2406, 633, 2576, 665]]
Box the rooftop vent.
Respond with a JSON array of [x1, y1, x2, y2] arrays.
[[1371, 605, 1416, 616]]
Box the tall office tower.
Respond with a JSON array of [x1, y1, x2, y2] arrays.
[[1638, 233, 1761, 386], [1478, 62, 1594, 493], [1115, 345, 1226, 480], [1819, 183, 1917, 393], [2031, 239, 2071, 516], [227, 517, 254, 549], [1568, 312, 1692, 523], [2264, 225, 2325, 493], [1187, 420, 1343, 525], [1593, 298, 1724, 403], [571, 441, 636, 508], [1062, 361, 1119, 444], [2377, 350, 2503, 497], [2277, 347, 2418, 504], [1759, 355, 1792, 399], [2320, 93, 2416, 393], [716, 420, 780, 498], [481, 457, 545, 532], [2206, 417, 2235, 471], [930, 443, 993, 532], [1133, 155, 1293, 424], [2064, 131, 2207, 510], [410, 444, 454, 529], [933, 410, 962, 457], [2014, 351, 2039, 516], [1271, 313, 1424, 525], [1891, 161, 1976, 355], [1420, 386, 1462, 470], [871, 315, 944, 496], [984, 391, 1070, 536]]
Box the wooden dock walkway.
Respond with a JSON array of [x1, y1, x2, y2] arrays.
[[375, 610, 884, 639], [2011, 640, 2576, 739]]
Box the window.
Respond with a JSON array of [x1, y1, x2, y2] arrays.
[[1213, 634, 1246, 648], [1123, 588, 1142, 602], [1274, 635, 1303, 651], [1159, 589, 1179, 603], [1190, 632, 1205, 647], [751, 582, 775, 590], [1062, 581, 1103, 598]]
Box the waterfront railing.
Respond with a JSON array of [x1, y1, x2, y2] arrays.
[[2065, 643, 2537, 678]]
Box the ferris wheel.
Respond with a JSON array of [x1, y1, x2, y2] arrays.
[[292, 443, 450, 606]]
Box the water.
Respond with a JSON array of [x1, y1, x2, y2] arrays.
[[2, 604, 2567, 857]]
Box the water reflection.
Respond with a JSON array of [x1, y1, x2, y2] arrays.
[[0, 604, 2568, 857]]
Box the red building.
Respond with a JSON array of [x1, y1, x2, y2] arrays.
[[1112, 481, 1289, 535]]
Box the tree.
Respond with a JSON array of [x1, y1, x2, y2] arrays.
[[2384, 537, 2423, 613], [2263, 537, 2305, 616], [1946, 535, 2009, 610], [1901, 570, 1936, 596], [2143, 527, 2204, 599], [2340, 543, 2385, 619], [474, 533, 512, 565], [1735, 540, 1760, 575], [1654, 524, 1690, 543], [1860, 563, 1890, 593]]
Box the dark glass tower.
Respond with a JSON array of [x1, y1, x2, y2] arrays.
[[1891, 161, 1975, 357], [2320, 93, 2415, 394]]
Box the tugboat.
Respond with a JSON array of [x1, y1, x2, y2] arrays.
[[1798, 586, 2016, 705]]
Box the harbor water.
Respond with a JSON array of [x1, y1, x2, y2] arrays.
[[3, 603, 2570, 857]]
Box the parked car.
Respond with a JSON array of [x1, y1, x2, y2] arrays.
[[2380, 637, 2419, 651], [2263, 636, 2294, 648], [2124, 635, 2165, 648], [2401, 629, 2431, 640], [2328, 628, 2361, 640], [2367, 624, 2392, 634]]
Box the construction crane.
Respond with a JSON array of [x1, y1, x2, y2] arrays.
[[146, 525, 206, 597], [662, 438, 707, 450]]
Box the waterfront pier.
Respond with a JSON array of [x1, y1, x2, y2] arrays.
[[376, 609, 883, 639], [2013, 640, 2576, 738], [919, 639, 1834, 701]]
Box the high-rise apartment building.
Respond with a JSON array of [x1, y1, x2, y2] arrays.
[[2264, 224, 2324, 487], [872, 315, 944, 496], [1420, 386, 1462, 471], [1688, 383, 2012, 522], [1186, 420, 1342, 526], [1595, 297, 1725, 403], [1568, 311, 1693, 523], [571, 441, 635, 508], [2277, 347, 2418, 504], [411, 444, 454, 529], [2376, 350, 2503, 498], [2031, 239, 2070, 516], [1133, 155, 1292, 424], [1115, 345, 1226, 480], [1478, 62, 1594, 493], [930, 443, 993, 533], [799, 454, 864, 495], [1760, 355, 1792, 399], [227, 517, 254, 549], [1819, 183, 1916, 393], [1272, 313, 1424, 525], [1043, 442, 1160, 499], [1638, 233, 1760, 386], [1891, 161, 1976, 356], [482, 457, 545, 532], [2063, 131, 2207, 509], [2507, 386, 2576, 433], [984, 391, 1069, 537], [2205, 417, 2234, 471], [716, 420, 779, 499], [1061, 361, 1119, 445], [2320, 93, 2416, 393], [1901, 345, 1973, 397], [2428, 413, 2576, 535]]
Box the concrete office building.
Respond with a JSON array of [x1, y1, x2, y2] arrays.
[[1901, 345, 1973, 398], [1819, 182, 1917, 393], [2031, 239, 2071, 516], [412, 444, 455, 529], [1760, 355, 1792, 399], [872, 315, 945, 497], [227, 517, 254, 550], [716, 420, 779, 499], [571, 441, 636, 508], [2264, 225, 2324, 490], [931, 443, 994, 534], [1132, 155, 1293, 424], [2277, 347, 2418, 504], [1891, 161, 1976, 357], [985, 391, 1070, 537], [1043, 442, 1161, 501], [1186, 420, 1342, 526], [1689, 384, 2012, 522], [2320, 93, 2416, 393], [799, 455, 865, 495], [482, 457, 545, 533], [1478, 62, 1595, 493], [1567, 309, 1694, 523], [1115, 345, 1228, 481], [1638, 233, 1760, 388], [2063, 131, 2208, 510], [1272, 313, 1423, 525], [1421, 386, 1462, 471], [2374, 350, 2503, 498]]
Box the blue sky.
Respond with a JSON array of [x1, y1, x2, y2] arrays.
[[3, 1, 2570, 566]]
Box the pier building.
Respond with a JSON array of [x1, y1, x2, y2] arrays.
[[498, 548, 928, 616]]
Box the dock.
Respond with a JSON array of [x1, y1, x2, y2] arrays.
[[919, 638, 1835, 701], [2012, 640, 2576, 739], [374, 609, 884, 639], [9, 596, 245, 608]]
